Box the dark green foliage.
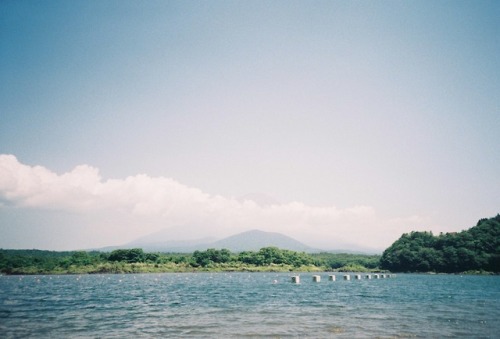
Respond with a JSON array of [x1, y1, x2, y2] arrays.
[[192, 247, 313, 267], [108, 248, 145, 263], [0, 249, 67, 273], [380, 214, 500, 273], [236, 247, 313, 267], [192, 248, 232, 267], [0, 246, 327, 273], [311, 252, 381, 270]]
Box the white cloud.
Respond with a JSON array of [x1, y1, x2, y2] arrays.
[[0, 154, 426, 250]]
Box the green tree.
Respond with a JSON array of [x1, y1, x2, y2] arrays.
[[380, 215, 500, 273], [192, 248, 233, 267], [108, 249, 145, 263]]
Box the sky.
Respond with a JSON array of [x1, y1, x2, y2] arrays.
[[1, 0, 499, 252]]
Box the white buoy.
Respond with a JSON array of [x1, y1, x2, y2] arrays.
[[354, 274, 361, 280], [328, 275, 336, 281], [312, 275, 321, 282], [291, 276, 300, 284], [365, 274, 371, 279], [343, 274, 350, 281], [373, 274, 379, 279]]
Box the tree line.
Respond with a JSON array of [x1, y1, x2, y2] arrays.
[[0, 246, 380, 275], [380, 214, 500, 273]]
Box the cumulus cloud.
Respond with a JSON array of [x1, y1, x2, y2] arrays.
[[0, 154, 425, 249]]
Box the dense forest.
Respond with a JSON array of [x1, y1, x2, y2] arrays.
[[0, 246, 380, 275], [1, 215, 498, 275], [380, 215, 500, 273]]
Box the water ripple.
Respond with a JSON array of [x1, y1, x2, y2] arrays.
[[1, 273, 499, 338]]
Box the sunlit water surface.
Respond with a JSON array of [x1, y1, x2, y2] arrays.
[[1, 273, 499, 338]]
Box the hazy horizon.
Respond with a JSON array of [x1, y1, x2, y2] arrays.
[[1, 1, 499, 251]]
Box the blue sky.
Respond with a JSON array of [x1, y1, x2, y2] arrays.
[[1, 1, 499, 251]]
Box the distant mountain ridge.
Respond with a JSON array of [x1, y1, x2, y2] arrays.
[[100, 229, 319, 253], [209, 229, 314, 252]]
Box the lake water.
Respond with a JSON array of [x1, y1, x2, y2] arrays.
[[1, 272, 499, 338]]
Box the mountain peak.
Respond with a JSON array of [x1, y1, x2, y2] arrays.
[[108, 229, 317, 253], [210, 229, 313, 252]]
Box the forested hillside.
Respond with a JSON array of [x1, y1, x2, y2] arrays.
[[380, 215, 500, 273]]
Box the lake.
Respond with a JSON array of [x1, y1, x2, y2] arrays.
[[1, 272, 499, 338]]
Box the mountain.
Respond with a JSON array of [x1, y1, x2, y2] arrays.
[[100, 229, 318, 253], [209, 229, 315, 252]]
